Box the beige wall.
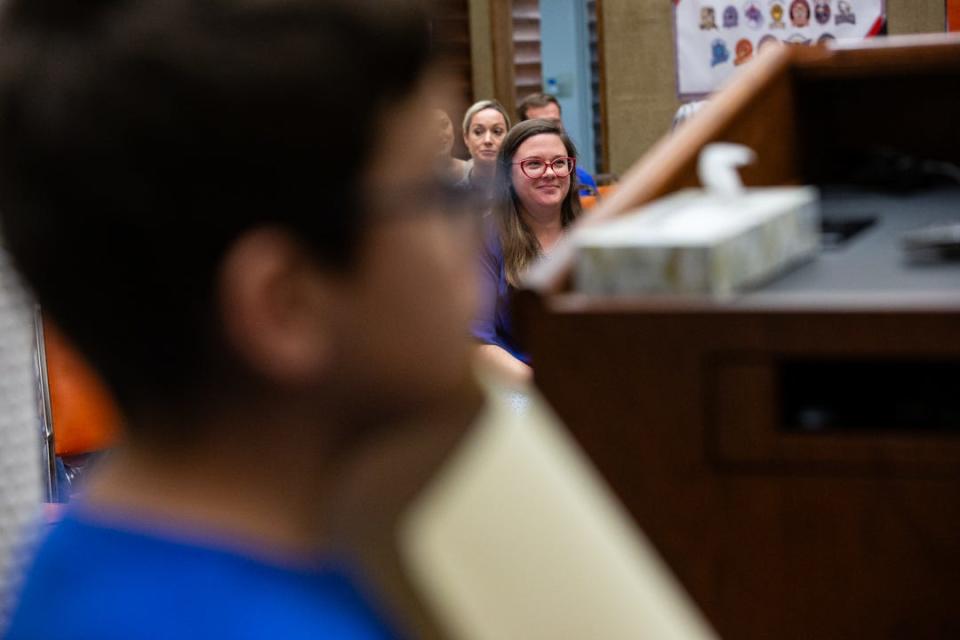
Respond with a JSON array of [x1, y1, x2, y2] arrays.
[[600, 0, 947, 175], [886, 0, 945, 34], [600, 0, 681, 175], [469, 0, 495, 102]]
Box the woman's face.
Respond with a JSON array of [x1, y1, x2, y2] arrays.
[[434, 109, 455, 158], [510, 133, 571, 216], [464, 108, 507, 167]]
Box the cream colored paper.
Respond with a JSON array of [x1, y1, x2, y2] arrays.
[[398, 378, 719, 640]]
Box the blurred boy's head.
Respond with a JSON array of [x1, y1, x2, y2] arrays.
[[0, 0, 478, 443]]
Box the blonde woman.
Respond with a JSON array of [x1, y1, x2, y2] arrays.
[[460, 99, 510, 200]]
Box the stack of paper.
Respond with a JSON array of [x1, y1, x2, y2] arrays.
[[399, 373, 718, 640]]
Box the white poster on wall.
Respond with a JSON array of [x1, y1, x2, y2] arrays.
[[673, 0, 886, 99]]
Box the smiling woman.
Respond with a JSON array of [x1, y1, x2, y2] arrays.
[[472, 119, 581, 383]]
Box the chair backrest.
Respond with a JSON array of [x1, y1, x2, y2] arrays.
[[43, 321, 122, 457], [580, 184, 616, 211]]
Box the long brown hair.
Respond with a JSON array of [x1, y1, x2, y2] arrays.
[[493, 119, 581, 287]]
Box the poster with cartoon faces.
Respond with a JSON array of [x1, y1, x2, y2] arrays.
[[673, 0, 885, 98]]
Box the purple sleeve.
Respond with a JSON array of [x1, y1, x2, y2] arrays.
[[471, 230, 501, 346]]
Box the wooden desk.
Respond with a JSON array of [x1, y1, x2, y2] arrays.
[[516, 36, 960, 639]]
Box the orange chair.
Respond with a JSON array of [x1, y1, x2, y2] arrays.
[[43, 321, 122, 456], [580, 184, 616, 211]]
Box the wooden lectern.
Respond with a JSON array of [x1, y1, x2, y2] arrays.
[[516, 36, 960, 639]]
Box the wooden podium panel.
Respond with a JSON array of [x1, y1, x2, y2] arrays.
[[517, 35, 960, 639]]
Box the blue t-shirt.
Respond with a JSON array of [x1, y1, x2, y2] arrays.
[[576, 166, 598, 195], [5, 510, 401, 640]]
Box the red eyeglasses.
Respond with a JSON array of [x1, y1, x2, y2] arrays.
[[513, 156, 576, 179]]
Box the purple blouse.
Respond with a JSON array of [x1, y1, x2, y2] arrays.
[[471, 225, 531, 364]]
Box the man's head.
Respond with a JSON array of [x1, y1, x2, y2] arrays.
[[0, 0, 479, 440], [517, 93, 563, 131]]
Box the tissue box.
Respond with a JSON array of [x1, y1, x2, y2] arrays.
[[572, 187, 819, 297]]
